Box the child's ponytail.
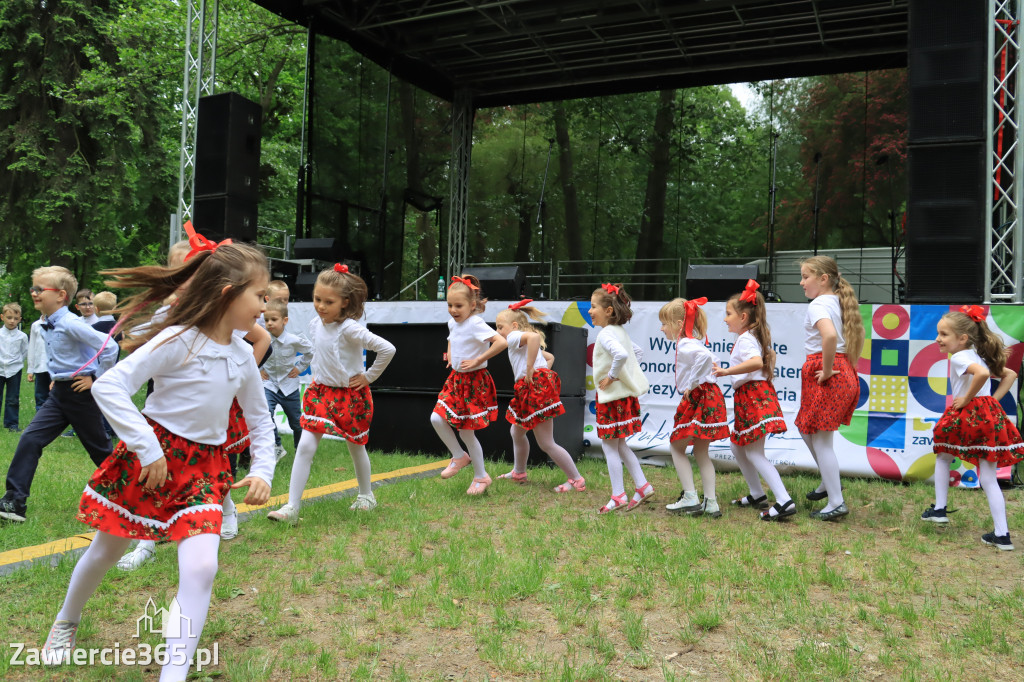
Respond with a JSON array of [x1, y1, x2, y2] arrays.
[[948, 307, 1007, 376], [728, 288, 776, 382], [499, 301, 549, 348]]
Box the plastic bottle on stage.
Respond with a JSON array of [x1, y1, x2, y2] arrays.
[[437, 276, 445, 300]]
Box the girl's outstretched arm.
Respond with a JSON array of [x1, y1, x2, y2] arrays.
[[462, 334, 508, 370]]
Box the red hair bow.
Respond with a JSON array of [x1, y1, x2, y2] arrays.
[[960, 304, 986, 323], [334, 263, 349, 274], [740, 279, 760, 305], [182, 220, 232, 262], [601, 283, 620, 295], [683, 297, 708, 339], [508, 299, 533, 310], [450, 276, 479, 290]]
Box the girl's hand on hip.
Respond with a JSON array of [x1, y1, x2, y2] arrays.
[[598, 376, 616, 391], [348, 374, 369, 389], [815, 368, 836, 384]]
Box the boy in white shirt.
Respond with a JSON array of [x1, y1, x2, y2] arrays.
[[26, 318, 50, 409], [74, 289, 99, 325], [0, 303, 28, 431], [260, 300, 313, 460]]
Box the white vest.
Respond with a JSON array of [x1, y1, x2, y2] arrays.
[[593, 325, 649, 404]]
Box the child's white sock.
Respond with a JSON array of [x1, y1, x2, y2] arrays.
[[979, 459, 1010, 536], [461, 430, 488, 478], [730, 441, 765, 498], [534, 420, 582, 480], [510, 424, 531, 474], [602, 439, 626, 497], [934, 454, 952, 509], [288, 431, 322, 508], [348, 442, 372, 496]]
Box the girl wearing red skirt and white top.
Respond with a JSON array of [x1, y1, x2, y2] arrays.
[[660, 297, 729, 518], [924, 306, 1023, 550], [494, 301, 586, 492], [268, 264, 395, 521], [796, 256, 863, 521], [591, 283, 653, 513], [712, 281, 793, 521], [42, 241, 276, 680], [432, 275, 508, 495]]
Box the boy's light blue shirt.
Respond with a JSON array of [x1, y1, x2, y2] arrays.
[[41, 306, 118, 380]]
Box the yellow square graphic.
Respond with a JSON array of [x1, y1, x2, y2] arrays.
[[869, 375, 907, 413]]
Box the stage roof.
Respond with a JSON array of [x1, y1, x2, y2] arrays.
[[251, 0, 909, 107]]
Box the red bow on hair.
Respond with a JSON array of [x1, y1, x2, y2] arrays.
[[334, 263, 349, 274], [182, 220, 232, 262], [508, 299, 533, 310], [449, 276, 479, 290], [960, 304, 986, 323], [601, 283, 619, 295], [683, 297, 708, 339], [740, 279, 760, 305]]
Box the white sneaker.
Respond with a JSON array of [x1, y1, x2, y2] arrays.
[[116, 541, 156, 571], [666, 490, 700, 511], [41, 620, 78, 665], [273, 444, 288, 461], [220, 511, 238, 541], [267, 503, 299, 525], [350, 494, 377, 511]]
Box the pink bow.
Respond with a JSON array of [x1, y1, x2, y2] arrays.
[[450, 276, 479, 290], [601, 283, 619, 295], [960, 304, 986, 323], [334, 263, 349, 274], [182, 221, 232, 262], [508, 299, 533, 310], [740, 279, 760, 305], [683, 297, 707, 339]]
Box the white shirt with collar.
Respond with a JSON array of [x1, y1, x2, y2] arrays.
[[92, 326, 276, 486], [27, 319, 48, 374], [263, 330, 313, 396], [0, 326, 28, 378], [308, 317, 395, 387], [448, 315, 497, 372], [674, 336, 717, 393], [728, 331, 768, 389]]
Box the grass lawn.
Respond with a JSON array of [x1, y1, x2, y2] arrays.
[[1, 376, 1023, 680]]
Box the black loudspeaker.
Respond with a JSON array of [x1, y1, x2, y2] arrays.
[[908, 0, 986, 144], [268, 258, 300, 293], [462, 266, 529, 300], [293, 238, 344, 262], [192, 195, 257, 244], [685, 264, 759, 301], [905, 142, 986, 302], [195, 93, 262, 200], [294, 272, 319, 302]]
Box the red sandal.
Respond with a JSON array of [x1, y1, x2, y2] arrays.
[[626, 482, 654, 511], [598, 492, 628, 514]]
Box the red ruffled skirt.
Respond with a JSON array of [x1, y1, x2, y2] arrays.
[[506, 368, 565, 430], [670, 382, 730, 442], [596, 396, 642, 439], [795, 352, 859, 434], [300, 381, 374, 445], [933, 396, 1024, 467], [433, 368, 498, 430], [223, 398, 249, 455], [731, 380, 788, 446], [77, 419, 232, 542]]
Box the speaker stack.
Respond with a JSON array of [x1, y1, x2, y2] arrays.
[[905, 1, 987, 303], [366, 322, 588, 462], [193, 93, 262, 243], [462, 266, 531, 300], [684, 264, 760, 301]]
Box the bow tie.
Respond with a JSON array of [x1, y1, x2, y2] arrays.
[[42, 321, 54, 331]]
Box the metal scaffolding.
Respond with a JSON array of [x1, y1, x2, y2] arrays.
[[446, 89, 473, 280], [989, 0, 1024, 302], [176, 0, 219, 241]]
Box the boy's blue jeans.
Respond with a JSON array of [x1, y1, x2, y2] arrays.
[[265, 388, 302, 450], [1, 370, 21, 430]]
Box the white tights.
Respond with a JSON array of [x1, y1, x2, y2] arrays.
[[509, 421, 581, 480], [934, 454, 1010, 535], [289, 430, 373, 506], [732, 438, 791, 504], [670, 439, 717, 499], [57, 531, 220, 681], [431, 412, 487, 478], [601, 437, 648, 498], [802, 430, 844, 511]]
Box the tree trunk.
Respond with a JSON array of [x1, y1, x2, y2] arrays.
[[635, 89, 676, 299]]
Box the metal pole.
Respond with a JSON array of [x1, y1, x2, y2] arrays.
[[812, 151, 822, 255]]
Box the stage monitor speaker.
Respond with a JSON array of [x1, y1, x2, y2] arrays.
[[905, 141, 986, 302], [685, 264, 759, 301], [192, 194, 257, 243], [908, 0, 986, 144], [293, 237, 344, 262], [294, 271, 319, 302], [195, 92, 262, 201], [461, 266, 529, 300], [268, 258, 300, 293]]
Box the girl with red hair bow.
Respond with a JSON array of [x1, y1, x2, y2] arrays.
[[493, 301, 585, 493], [432, 274, 507, 495], [926, 308, 1023, 550]]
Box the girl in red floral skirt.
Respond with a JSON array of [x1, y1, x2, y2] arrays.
[[796, 256, 864, 521], [659, 297, 729, 518], [712, 281, 793, 521], [42, 240, 277, 681], [432, 275, 507, 495], [267, 264, 395, 522], [494, 301, 586, 492], [924, 306, 1023, 551], [591, 284, 653, 513]]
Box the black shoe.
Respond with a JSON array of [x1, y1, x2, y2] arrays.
[[981, 532, 1015, 551], [760, 499, 797, 521], [731, 494, 770, 510], [920, 505, 949, 524], [805, 489, 828, 501], [809, 503, 849, 521], [60, 429, 74, 438], [0, 495, 27, 523]]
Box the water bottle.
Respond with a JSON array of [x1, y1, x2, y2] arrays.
[[436, 276, 445, 300]]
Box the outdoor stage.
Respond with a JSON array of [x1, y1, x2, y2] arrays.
[[275, 300, 1024, 489]]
